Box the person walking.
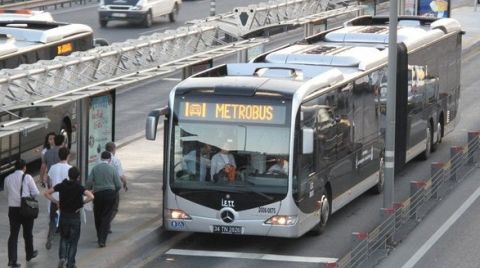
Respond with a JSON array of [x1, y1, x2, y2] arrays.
[[45, 167, 94, 268], [45, 147, 72, 250], [86, 151, 121, 248], [4, 159, 40, 267], [42, 134, 65, 187], [39, 132, 56, 186], [105, 142, 127, 231]]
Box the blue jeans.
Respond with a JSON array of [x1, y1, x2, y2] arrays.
[[58, 212, 81, 268]]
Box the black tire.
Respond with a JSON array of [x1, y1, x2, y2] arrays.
[[432, 121, 442, 152], [420, 126, 432, 160], [311, 189, 330, 235], [60, 126, 71, 149], [143, 11, 153, 28], [371, 155, 384, 194], [99, 19, 108, 28], [169, 3, 178, 23]]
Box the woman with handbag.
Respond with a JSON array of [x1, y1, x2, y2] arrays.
[[4, 159, 40, 267]]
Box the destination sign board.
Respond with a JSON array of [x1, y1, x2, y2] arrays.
[[178, 101, 287, 125]]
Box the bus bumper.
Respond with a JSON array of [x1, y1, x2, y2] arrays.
[[164, 217, 302, 238], [98, 10, 147, 23]]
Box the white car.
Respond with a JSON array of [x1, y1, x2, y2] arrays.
[[0, 10, 54, 22], [98, 0, 181, 28]]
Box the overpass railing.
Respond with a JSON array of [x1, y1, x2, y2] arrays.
[[0, 0, 366, 111]]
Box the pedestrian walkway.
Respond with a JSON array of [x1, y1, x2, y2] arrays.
[[0, 135, 164, 268], [1, 4, 480, 268]]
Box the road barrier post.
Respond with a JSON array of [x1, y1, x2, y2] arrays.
[[351, 232, 369, 266], [409, 180, 426, 220], [467, 131, 480, 164], [450, 146, 464, 182]]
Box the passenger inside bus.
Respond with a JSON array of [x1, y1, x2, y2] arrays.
[[266, 157, 288, 175], [211, 140, 237, 183]]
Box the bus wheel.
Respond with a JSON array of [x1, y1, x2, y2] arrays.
[[311, 191, 330, 235], [60, 123, 71, 149], [169, 3, 178, 23], [143, 11, 153, 28], [99, 19, 108, 28], [421, 126, 432, 160], [432, 121, 442, 152], [371, 155, 384, 194]]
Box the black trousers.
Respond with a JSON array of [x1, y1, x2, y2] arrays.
[[93, 190, 116, 245], [47, 202, 58, 243], [110, 192, 120, 223], [8, 207, 35, 264]]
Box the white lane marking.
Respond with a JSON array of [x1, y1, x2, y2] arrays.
[[402, 183, 480, 268], [139, 26, 170, 36], [166, 249, 338, 263]]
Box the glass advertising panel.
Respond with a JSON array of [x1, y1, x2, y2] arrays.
[[417, 0, 450, 18], [87, 94, 113, 174]]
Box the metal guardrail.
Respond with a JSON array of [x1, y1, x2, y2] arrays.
[[188, 0, 360, 38], [0, 0, 95, 10], [0, 25, 267, 109], [334, 131, 480, 268]]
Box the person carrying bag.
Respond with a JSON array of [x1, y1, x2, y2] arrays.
[[20, 174, 39, 219], [4, 159, 40, 267]]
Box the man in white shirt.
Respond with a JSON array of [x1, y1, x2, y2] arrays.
[[211, 141, 236, 182], [4, 159, 39, 267], [45, 147, 71, 250]]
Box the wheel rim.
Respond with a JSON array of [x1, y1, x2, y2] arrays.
[[320, 195, 329, 225], [379, 156, 385, 187], [436, 122, 442, 143]]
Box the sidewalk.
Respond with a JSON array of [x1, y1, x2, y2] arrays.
[[0, 134, 164, 268], [1, 5, 480, 268]]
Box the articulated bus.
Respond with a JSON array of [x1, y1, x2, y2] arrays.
[[146, 16, 462, 237], [0, 17, 98, 187]]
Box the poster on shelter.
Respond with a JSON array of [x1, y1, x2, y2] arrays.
[[87, 94, 113, 174], [417, 0, 450, 18]]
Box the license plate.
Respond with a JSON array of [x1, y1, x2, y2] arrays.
[[112, 13, 127, 18], [212, 225, 243, 234]]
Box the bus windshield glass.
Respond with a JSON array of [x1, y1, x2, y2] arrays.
[[171, 95, 291, 196]]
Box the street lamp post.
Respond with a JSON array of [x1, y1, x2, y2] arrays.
[[383, 0, 398, 208]]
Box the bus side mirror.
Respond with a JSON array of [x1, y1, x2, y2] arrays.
[[146, 106, 169, 140], [302, 128, 314, 154]]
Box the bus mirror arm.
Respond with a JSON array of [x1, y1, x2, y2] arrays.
[[146, 106, 168, 140], [302, 128, 314, 155]]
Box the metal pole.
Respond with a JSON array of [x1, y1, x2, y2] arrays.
[[210, 0, 216, 16], [384, 0, 398, 208], [398, 0, 405, 15], [475, 0, 478, 12]]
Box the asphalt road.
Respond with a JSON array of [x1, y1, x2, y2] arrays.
[[40, 1, 479, 267], [50, 0, 266, 43]]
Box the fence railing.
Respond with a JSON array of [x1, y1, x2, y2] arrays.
[[335, 131, 480, 268]]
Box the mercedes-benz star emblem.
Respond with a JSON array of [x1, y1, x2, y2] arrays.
[[221, 210, 234, 223]]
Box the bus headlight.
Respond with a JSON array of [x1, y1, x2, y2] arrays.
[[167, 209, 192, 220], [265, 215, 297, 225]]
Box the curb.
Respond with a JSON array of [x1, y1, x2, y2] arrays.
[[78, 217, 164, 268]]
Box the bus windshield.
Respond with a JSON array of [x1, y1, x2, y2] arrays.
[[170, 96, 291, 197]]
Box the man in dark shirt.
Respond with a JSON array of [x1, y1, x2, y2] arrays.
[[45, 167, 94, 268]]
